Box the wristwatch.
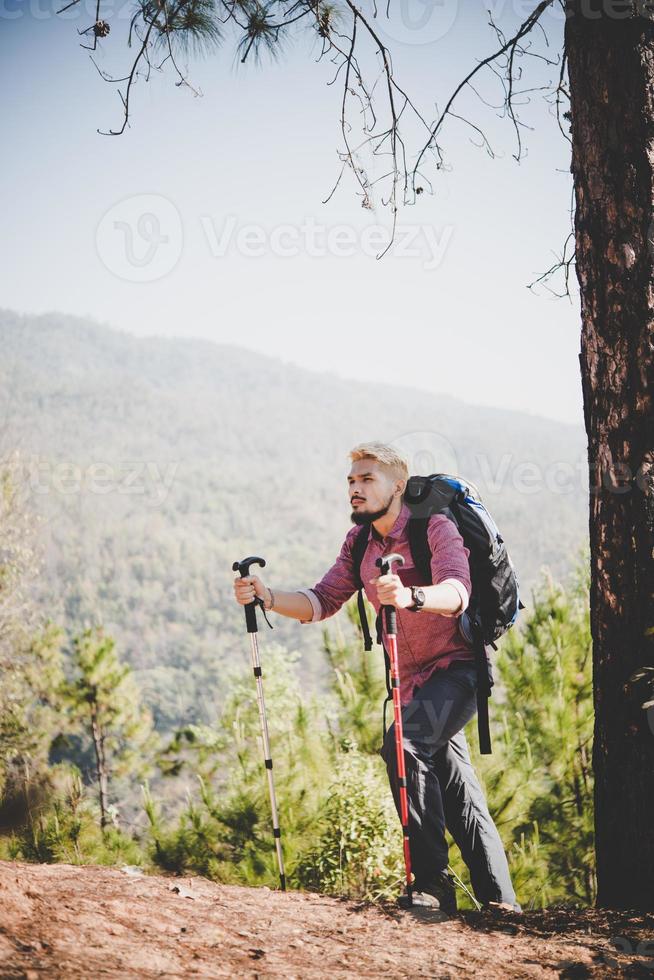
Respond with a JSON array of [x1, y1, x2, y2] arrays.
[[407, 586, 426, 612]]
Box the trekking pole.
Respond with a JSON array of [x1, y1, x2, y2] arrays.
[[376, 552, 413, 907], [232, 555, 286, 891]]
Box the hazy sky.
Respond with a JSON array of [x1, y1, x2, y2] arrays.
[[3, 1, 583, 426]]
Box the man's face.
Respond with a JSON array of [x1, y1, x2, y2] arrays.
[[348, 459, 400, 525]]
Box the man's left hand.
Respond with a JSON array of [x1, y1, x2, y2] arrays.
[[370, 573, 413, 609]]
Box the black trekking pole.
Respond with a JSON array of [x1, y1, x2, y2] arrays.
[[232, 555, 286, 891], [376, 552, 413, 907]]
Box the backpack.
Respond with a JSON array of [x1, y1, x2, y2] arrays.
[[351, 473, 524, 755]]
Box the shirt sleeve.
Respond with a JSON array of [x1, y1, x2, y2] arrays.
[[427, 514, 472, 619], [298, 526, 361, 624]]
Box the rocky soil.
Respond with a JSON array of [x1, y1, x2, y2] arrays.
[[0, 862, 653, 978]]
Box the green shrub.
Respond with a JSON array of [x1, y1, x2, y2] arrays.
[[9, 766, 144, 867], [295, 741, 403, 901]]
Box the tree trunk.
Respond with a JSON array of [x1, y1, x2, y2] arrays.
[[90, 708, 109, 831], [565, 4, 654, 910]]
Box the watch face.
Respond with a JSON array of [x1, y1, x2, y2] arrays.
[[414, 588, 426, 606]]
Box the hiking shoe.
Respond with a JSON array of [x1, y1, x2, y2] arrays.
[[397, 870, 458, 914], [484, 900, 523, 914]]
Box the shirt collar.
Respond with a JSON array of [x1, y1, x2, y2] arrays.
[[370, 501, 411, 542]]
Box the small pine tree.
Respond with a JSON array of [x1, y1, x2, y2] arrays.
[[468, 552, 595, 908], [294, 740, 403, 901], [0, 456, 64, 805], [321, 600, 389, 755], [0, 623, 66, 795], [63, 627, 157, 830], [151, 644, 336, 885]]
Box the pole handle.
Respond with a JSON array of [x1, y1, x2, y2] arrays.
[[386, 606, 397, 634], [376, 553, 404, 635], [232, 555, 266, 634]]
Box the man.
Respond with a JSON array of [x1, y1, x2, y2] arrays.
[[233, 442, 519, 914]]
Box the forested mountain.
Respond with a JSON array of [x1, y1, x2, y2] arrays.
[[0, 309, 588, 730]]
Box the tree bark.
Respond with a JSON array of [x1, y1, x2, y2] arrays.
[[90, 707, 109, 831], [565, 3, 654, 910]]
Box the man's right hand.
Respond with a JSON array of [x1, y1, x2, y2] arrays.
[[232, 577, 314, 623], [233, 574, 268, 606]]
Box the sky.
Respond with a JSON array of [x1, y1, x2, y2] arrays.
[[2, 0, 583, 426]]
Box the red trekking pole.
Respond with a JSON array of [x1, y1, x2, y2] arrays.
[[377, 553, 413, 907]]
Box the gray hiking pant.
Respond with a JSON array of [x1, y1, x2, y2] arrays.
[[379, 660, 517, 906]]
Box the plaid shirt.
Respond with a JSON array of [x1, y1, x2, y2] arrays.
[[299, 502, 475, 704]]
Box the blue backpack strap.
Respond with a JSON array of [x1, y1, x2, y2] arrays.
[[351, 525, 373, 652]]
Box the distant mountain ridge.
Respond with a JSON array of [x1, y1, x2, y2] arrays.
[[0, 308, 588, 729]]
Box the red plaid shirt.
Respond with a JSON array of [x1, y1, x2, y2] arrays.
[[299, 502, 475, 704]]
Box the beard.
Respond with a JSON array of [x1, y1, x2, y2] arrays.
[[350, 493, 394, 526]]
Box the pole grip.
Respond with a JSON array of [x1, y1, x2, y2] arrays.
[[385, 605, 397, 635], [376, 554, 404, 638], [244, 600, 258, 634], [232, 556, 266, 636]]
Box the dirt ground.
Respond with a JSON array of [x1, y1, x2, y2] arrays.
[[0, 861, 653, 978]]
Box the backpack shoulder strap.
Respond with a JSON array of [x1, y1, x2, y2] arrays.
[[472, 621, 493, 755], [408, 506, 465, 584], [351, 523, 370, 587], [351, 525, 373, 651], [407, 516, 432, 583]]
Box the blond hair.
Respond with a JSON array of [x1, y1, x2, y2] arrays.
[[349, 442, 409, 482]]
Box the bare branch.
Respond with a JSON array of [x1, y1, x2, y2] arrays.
[[412, 0, 557, 184], [58, 0, 571, 271]]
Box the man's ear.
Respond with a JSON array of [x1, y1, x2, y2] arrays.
[[395, 478, 407, 497]]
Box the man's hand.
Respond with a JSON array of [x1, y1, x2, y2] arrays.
[[370, 573, 413, 609], [233, 574, 269, 607]]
